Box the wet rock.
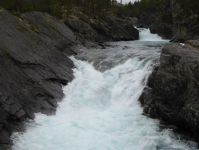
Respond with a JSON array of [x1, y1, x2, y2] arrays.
[[143, 105, 150, 113], [0, 7, 75, 148], [141, 42, 199, 143], [139, 87, 157, 118], [149, 108, 157, 119]]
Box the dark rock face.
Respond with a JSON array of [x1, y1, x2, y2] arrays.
[[21, 11, 77, 55], [138, 0, 199, 41], [141, 41, 199, 143], [90, 16, 139, 41], [171, 21, 199, 43], [64, 12, 139, 43], [150, 19, 173, 39], [138, 4, 173, 40], [64, 18, 106, 43], [0, 7, 75, 149], [138, 11, 158, 28]]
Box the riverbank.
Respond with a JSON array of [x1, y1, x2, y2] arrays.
[[139, 40, 199, 145], [0, 7, 139, 149]]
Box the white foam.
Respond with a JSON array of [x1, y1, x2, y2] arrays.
[[11, 55, 197, 150], [138, 28, 166, 41]]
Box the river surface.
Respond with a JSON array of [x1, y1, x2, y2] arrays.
[[11, 29, 198, 150]]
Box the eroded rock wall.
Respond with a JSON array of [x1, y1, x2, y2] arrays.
[[0, 7, 76, 149], [64, 11, 139, 43], [140, 41, 199, 143]]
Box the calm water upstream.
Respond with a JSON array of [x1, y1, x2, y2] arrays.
[[11, 29, 198, 150]]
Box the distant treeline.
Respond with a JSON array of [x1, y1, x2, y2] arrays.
[[0, 0, 198, 19], [176, 0, 199, 20], [0, 0, 164, 18], [0, 0, 124, 18], [122, 0, 164, 17], [124, 0, 199, 18]]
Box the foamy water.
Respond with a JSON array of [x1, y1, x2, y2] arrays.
[[138, 28, 165, 41], [11, 29, 198, 150]]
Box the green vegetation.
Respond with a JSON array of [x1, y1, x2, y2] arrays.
[[0, 0, 117, 18], [1, 0, 196, 20], [176, 0, 199, 20], [0, 0, 165, 18], [121, 0, 164, 17]]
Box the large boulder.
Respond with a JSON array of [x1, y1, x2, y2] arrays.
[[141, 41, 199, 143], [90, 15, 139, 41], [64, 17, 106, 43]]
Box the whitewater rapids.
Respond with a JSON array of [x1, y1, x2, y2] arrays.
[[11, 29, 198, 150]]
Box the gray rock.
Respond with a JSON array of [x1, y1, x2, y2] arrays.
[[143, 105, 150, 113], [0, 7, 75, 148], [21, 11, 77, 55], [64, 18, 105, 42], [64, 12, 139, 43], [160, 54, 173, 65], [141, 42, 199, 143]]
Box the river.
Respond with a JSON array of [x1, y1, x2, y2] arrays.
[[11, 29, 198, 150]]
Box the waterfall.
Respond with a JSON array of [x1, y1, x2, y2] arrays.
[[11, 29, 197, 150]]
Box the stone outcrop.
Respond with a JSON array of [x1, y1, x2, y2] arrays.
[[138, 0, 199, 41], [139, 41, 199, 143], [0, 7, 139, 149], [64, 11, 139, 43], [0, 7, 76, 149]]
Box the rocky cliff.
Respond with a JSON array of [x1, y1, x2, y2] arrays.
[[138, 0, 174, 39], [64, 10, 139, 43], [0, 7, 138, 149], [139, 40, 199, 143], [138, 0, 199, 42]]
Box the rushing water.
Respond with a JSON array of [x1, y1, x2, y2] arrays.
[[11, 28, 198, 150]]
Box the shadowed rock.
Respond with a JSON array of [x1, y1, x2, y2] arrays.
[[64, 12, 139, 43], [0, 7, 75, 149], [140, 41, 199, 144]]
